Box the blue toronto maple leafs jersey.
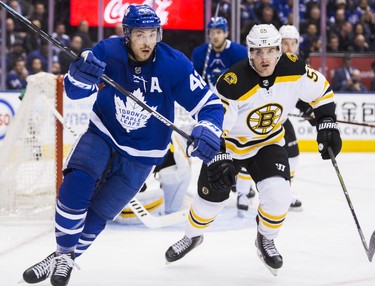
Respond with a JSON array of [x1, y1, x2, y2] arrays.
[[191, 40, 247, 89], [64, 37, 223, 165]]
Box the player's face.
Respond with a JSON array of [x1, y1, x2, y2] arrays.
[[249, 47, 280, 77], [129, 28, 158, 62], [281, 38, 298, 53], [210, 29, 228, 51]]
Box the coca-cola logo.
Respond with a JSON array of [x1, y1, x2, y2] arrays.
[[70, 0, 203, 30], [104, 0, 171, 25]]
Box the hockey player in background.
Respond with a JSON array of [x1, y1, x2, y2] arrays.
[[191, 16, 255, 217], [22, 4, 224, 286], [165, 24, 342, 276]]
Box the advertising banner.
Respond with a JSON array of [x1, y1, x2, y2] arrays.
[[0, 92, 21, 143], [70, 0, 204, 30]]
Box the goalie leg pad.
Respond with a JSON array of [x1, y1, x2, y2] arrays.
[[159, 164, 191, 214]]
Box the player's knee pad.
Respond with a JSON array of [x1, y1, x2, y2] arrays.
[[257, 176, 292, 215], [159, 164, 190, 213]]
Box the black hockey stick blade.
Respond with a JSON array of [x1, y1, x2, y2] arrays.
[[367, 231, 375, 262]]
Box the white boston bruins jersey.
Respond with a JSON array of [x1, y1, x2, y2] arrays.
[[216, 53, 335, 160]]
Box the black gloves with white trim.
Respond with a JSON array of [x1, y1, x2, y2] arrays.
[[206, 139, 236, 192], [316, 117, 342, 160]]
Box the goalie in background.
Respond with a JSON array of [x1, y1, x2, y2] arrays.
[[21, 4, 224, 286], [165, 24, 342, 276]]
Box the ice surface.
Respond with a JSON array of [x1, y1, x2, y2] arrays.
[[1, 152, 375, 285]]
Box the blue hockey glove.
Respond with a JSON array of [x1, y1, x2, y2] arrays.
[[187, 120, 222, 164], [316, 117, 342, 160], [207, 150, 236, 192], [68, 50, 106, 89]]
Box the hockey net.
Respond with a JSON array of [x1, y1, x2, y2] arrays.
[[0, 72, 64, 219]]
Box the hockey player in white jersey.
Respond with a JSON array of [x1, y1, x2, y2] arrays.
[[22, 4, 224, 286], [165, 24, 342, 276]]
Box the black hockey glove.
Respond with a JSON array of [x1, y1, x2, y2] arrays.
[[316, 117, 342, 160], [207, 151, 236, 193], [296, 100, 316, 126]]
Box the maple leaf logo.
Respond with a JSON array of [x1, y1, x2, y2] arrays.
[[115, 89, 157, 132]]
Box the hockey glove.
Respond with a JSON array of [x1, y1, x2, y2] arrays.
[[207, 150, 236, 193], [296, 100, 316, 126], [316, 117, 342, 160], [187, 120, 222, 164], [68, 50, 106, 89]]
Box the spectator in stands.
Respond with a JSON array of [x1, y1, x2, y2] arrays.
[[241, 0, 258, 24], [5, 18, 23, 53], [332, 53, 356, 91], [58, 35, 83, 74], [29, 1, 48, 31], [339, 68, 368, 92], [370, 61, 375, 91], [52, 22, 70, 62], [28, 57, 43, 75], [6, 58, 28, 89], [24, 19, 42, 53], [8, 0, 33, 35], [328, 6, 348, 36], [109, 23, 124, 38], [6, 40, 28, 71], [338, 21, 354, 51], [352, 33, 370, 52], [299, 23, 319, 58], [300, 4, 321, 35], [327, 33, 341, 52], [27, 40, 49, 72], [51, 62, 61, 75], [256, 3, 282, 28], [75, 19, 93, 49]]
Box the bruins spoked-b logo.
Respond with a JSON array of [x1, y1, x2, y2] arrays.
[[247, 103, 283, 135]]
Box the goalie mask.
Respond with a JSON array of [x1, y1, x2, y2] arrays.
[[122, 4, 162, 45], [246, 24, 282, 76]]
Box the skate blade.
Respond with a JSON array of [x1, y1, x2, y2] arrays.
[[256, 249, 279, 276]]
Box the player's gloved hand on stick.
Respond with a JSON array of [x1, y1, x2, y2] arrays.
[[207, 145, 236, 192], [68, 50, 106, 89], [316, 117, 342, 160], [187, 120, 222, 164]]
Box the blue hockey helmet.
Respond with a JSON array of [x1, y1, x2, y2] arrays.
[[122, 4, 162, 44], [207, 17, 228, 32]]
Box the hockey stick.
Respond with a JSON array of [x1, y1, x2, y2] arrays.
[[0, 1, 193, 145], [127, 198, 188, 228], [289, 113, 375, 128], [328, 147, 375, 262], [202, 3, 220, 80]]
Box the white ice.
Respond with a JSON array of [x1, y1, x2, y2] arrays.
[[1, 152, 375, 285]]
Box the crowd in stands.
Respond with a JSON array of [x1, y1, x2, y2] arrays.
[[2, 0, 375, 91]]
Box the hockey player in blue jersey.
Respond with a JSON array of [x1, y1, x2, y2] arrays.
[[191, 16, 248, 92], [22, 4, 224, 286]]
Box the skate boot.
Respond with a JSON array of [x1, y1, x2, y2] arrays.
[[237, 186, 256, 217], [22, 252, 56, 284], [255, 232, 283, 276], [50, 251, 79, 286], [165, 235, 203, 263], [289, 198, 302, 211]]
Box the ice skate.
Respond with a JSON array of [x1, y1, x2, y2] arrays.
[[50, 251, 79, 286], [255, 232, 283, 276], [22, 252, 56, 284], [165, 235, 203, 263], [289, 198, 302, 211]]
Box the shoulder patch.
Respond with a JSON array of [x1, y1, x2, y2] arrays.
[[286, 52, 298, 62], [223, 72, 238, 85]]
